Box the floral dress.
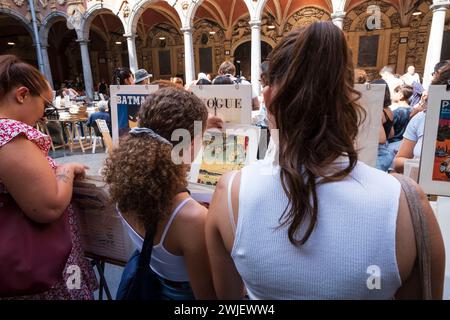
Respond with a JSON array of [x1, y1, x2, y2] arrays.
[[0, 119, 98, 299]]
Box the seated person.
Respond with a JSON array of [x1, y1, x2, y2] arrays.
[[387, 84, 414, 154], [103, 87, 216, 300], [87, 102, 111, 132], [394, 61, 450, 172], [373, 80, 395, 172]]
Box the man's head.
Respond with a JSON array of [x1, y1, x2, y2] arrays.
[[98, 101, 108, 112], [407, 66, 415, 75], [380, 66, 394, 79], [218, 61, 236, 76]]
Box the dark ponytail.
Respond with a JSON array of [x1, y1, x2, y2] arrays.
[[112, 67, 133, 85]]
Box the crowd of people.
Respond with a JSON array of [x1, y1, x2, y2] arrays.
[[0, 21, 447, 300]]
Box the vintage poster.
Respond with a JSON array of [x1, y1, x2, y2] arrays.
[[354, 84, 385, 168], [191, 84, 252, 124], [197, 131, 249, 186], [110, 85, 159, 145], [432, 99, 450, 182], [189, 124, 260, 185], [419, 85, 450, 196]]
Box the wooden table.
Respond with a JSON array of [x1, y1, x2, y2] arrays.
[[46, 118, 92, 153]]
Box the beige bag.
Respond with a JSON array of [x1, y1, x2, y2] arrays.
[[392, 173, 432, 299]]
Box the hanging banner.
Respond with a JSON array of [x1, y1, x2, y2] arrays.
[[419, 85, 450, 196], [355, 84, 385, 168], [191, 84, 252, 124], [110, 85, 159, 145]]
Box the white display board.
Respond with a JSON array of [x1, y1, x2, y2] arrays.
[[355, 84, 385, 167], [191, 84, 252, 124], [419, 85, 450, 196], [110, 85, 159, 146]]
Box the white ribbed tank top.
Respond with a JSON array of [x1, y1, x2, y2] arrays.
[[231, 159, 403, 299]]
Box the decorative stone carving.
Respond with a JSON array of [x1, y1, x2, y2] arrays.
[[261, 13, 278, 43], [13, 0, 25, 7], [405, 29, 428, 74], [177, 48, 184, 75], [283, 7, 331, 33], [344, 0, 401, 32], [194, 19, 225, 73], [120, 1, 130, 18], [66, 4, 85, 31], [232, 19, 251, 40], [388, 32, 400, 67], [38, 0, 49, 8]]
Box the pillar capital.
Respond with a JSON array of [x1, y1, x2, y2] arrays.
[[431, 3, 450, 12], [76, 38, 90, 45], [124, 34, 136, 40], [181, 27, 194, 34], [249, 20, 262, 28], [331, 11, 346, 20]]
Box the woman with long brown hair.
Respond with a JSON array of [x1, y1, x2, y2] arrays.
[[103, 87, 216, 300], [206, 22, 445, 299]]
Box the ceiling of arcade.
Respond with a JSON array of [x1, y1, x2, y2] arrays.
[[0, 0, 448, 81], [0, 1, 441, 45]]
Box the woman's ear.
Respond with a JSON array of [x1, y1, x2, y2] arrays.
[[15, 87, 29, 104]]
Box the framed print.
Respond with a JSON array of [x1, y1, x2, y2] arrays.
[[110, 84, 159, 146], [188, 124, 260, 185], [419, 85, 450, 196], [354, 84, 385, 167], [191, 84, 252, 125]]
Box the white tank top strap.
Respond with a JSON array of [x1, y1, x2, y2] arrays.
[[158, 197, 193, 246], [227, 171, 239, 235]]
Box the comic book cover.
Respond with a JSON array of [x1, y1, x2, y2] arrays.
[[432, 100, 450, 182]]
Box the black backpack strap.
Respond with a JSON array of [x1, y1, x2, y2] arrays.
[[138, 226, 155, 269]]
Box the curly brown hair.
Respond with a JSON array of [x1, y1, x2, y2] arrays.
[[103, 87, 208, 233]]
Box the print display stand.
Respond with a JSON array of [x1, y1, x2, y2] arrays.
[[72, 175, 135, 300], [417, 85, 450, 299], [354, 84, 385, 167], [419, 85, 450, 197], [191, 84, 253, 125], [436, 197, 450, 300], [188, 124, 261, 188], [110, 84, 159, 146]]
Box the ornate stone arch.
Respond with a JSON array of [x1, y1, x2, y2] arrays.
[[148, 23, 182, 47], [40, 11, 69, 45], [0, 7, 34, 39], [80, 2, 126, 40], [343, 0, 400, 32], [127, 0, 181, 35]]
